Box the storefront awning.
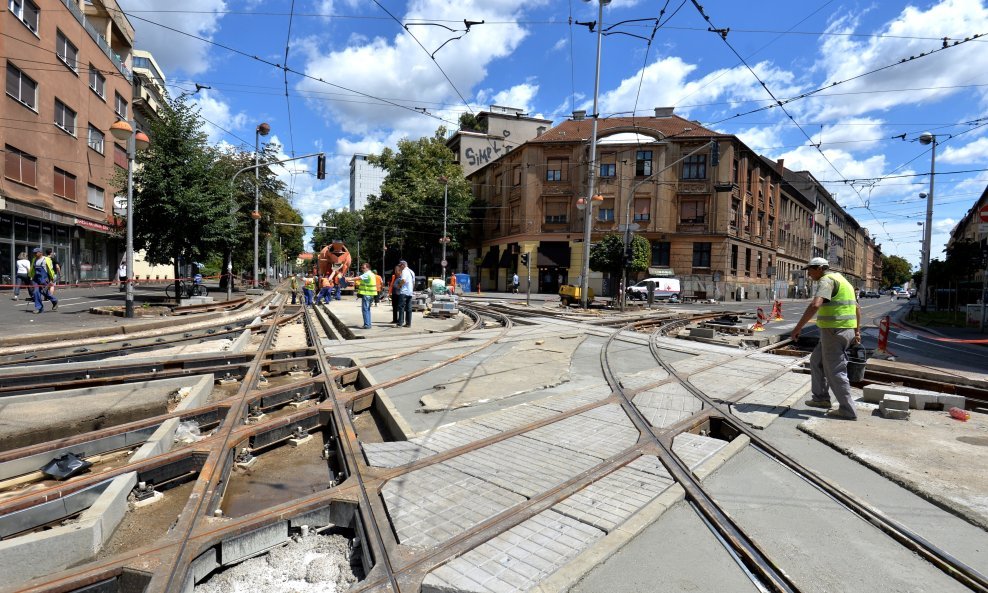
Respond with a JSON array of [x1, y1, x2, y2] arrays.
[[75, 217, 113, 234], [497, 248, 514, 268], [538, 241, 571, 267]]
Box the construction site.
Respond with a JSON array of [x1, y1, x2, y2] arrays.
[[0, 287, 986, 593]]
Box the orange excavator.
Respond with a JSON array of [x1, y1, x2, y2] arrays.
[[317, 240, 352, 290]]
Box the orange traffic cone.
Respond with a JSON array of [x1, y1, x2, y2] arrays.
[[752, 307, 766, 331], [773, 300, 784, 321]]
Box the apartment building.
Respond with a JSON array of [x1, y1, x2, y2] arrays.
[[447, 105, 552, 177], [467, 109, 787, 299], [761, 156, 814, 297], [349, 154, 386, 212], [2, 0, 134, 283], [946, 185, 988, 293]]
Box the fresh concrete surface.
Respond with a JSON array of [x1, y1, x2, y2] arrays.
[[800, 406, 988, 530]]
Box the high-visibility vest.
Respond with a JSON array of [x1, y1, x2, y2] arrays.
[[357, 273, 377, 296], [304, 277, 315, 291], [817, 272, 857, 329]]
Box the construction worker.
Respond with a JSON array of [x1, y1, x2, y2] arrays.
[[290, 274, 298, 304], [373, 269, 383, 307], [31, 247, 58, 314], [357, 263, 377, 329], [318, 274, 333, 304], [448, 273, 457, 295], [791, 257, 861, 420], [302, 272, 316, 306]]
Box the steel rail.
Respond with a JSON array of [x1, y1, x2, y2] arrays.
[[601, 316, 801, 593], [645, 321, 988, 593]]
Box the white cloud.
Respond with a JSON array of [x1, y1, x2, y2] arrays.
[[934, 217, 957, 233], [476, 81, 539, 113], [804, 0, 988, 120], [123, 0, 226, 76], [296, 0, 546, 138], [191, 90, 247, 144], [552, 37, 567, 52], [939, 137, 988, 164]]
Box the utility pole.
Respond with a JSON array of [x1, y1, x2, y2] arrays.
[[580, 0, 606, 309], [382, 230, 387, 276], [441, 177, 449, 282]]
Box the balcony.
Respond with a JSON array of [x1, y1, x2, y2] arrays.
[[62, 0, 132, 81], [678, 181, 710, 194], [677, 219, 708, 233]]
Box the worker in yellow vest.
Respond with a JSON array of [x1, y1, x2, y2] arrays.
[[791, 257, 861, 420], [302, 273, 316, 306], [357, 263, 377, 329]]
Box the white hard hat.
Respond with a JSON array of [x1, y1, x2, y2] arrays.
[[804, 257, 830, 269]]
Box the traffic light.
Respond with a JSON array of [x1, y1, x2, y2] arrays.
[[316, 154, 326, 180], [710, 141, 719, 166], [520, 252, 530, 267]]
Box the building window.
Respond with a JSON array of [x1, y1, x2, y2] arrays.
[[599, 163, 616, 178], [4, 145, 37, 187], [512, 165, 521, 186], [54, 99, 76, 135], [89, 65, 105, 98], [546, 158, 566, 181], [88, 124, 104, 153], [651, 241, 670, 267], [745, 248, 751, 275], [544, 199, 567, 224], [730, 245, 738, 274], [680, 199, 706, 224], [756, 251, 763, 277], [87, 183, 105, 210], [732, 159, 739, 184], [56, 31, 79, 72], [6, 62, 37, 110], [597, 198, 615, 222], [681, 155, 707, 180], [9, 0, 39, 33], [114, 143, 128, 169], [54, 167, 76, 200], [633, 197, 650, 222], [635, 150, 652, 176], [692, 242, 712, 268], [730, 198, 740, 228], [114, 92, 128, 119]]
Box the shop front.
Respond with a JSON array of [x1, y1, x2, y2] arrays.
[[74, 218, 117, 282], [0, 213, 73, 286]]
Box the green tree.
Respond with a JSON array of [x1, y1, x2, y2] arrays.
[[132, 95, 231, 299], [589, 234, 649, 295], [312, 209, 364, 254], [881, 254, 912, 288], [365, 128, 473, 276], [458, 112, 487, 133]]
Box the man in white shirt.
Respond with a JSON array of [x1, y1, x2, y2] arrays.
[[395, 260, 416, 327]]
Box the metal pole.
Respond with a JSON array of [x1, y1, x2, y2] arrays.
[[382, 230, 386, 276], [253, 129, 260, 289], [265, 237, 271, 282], [442, 181, 448, 282], [526, 253, 532, 307], [919, 135, 936, 312], [581, 0, 605, 309], [981, 259, 987, 333], [125, 123, 135, 318]]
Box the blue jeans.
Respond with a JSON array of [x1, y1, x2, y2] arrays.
[[318, 287, 332, 303], [397, 294, 412, 326], [361, 295, 373, 328], [32, 282, 57, 311], [291, 290, 297, 304], [303, 288, 313, 306]]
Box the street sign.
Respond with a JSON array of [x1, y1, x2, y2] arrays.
[[440, 259, 448, 267], [979, 222, 988, 239], [618, 223, 640, 232], [980, 203, 988, 223]]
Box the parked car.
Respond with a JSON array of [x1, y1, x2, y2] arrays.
[[896, 290, 910, 299], [626, 277, 681, 301], [862, 290, 880, 298]]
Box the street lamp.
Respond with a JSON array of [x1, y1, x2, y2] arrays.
[[579, 0, 609, 308], [439, 175, 449, 282], [254, 122, 271, 288], [918, 132, 937, 312], [109, 120, 150, 318]]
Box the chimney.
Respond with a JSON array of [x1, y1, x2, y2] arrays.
[[536, 126, 546, 136], [653, 107, 675, 118], [776, 158, 785, 174], [572, 110, 586, 121]]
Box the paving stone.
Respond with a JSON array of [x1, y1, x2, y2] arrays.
[[552, 456, 675, 532], [411, 422, 501, 452], [382, 464, 525, 548], [633, 383, 702, 428], [618, 368, 669, 391], [530, 384, 613, 413], [362, 441, 438, 468], [576, 403, 633, 426], [471, 403, 560, 432], [444, 435, 602, 498], [862, 384, 966, 410], [524, 409, 639, 460], [673, 432, 729, 468], [421, 510, 604, 593], [732, 371, 812, 428], [881, 394, 910, 411]]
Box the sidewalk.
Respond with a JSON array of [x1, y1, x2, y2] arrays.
[[893, 304, 988, 345], [315, 295, 465, 338]]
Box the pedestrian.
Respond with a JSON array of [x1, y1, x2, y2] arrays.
[[302, 273, 315, 306], [290, 274, 298, 305], [31, 247, 58, 314], [44, 248, 61, 295], [373, 269, 383, 307], [395, 260, 415, 327], [790, 257, 861, 420], [357, 262, 376, 329], [512, 272, 520, 293], [117, 259, 127, 292], [448, 273, 457, 295], [13, 252, 31, 300], [389, 265, 401, 324]]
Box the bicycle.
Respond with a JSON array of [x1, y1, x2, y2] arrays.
[[165, 279, 208, 299]]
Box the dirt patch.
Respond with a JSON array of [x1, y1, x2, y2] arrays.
[[98, 480, 195, 560], [799, 408, 988, 529]]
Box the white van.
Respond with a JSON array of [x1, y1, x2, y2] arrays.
[[627, 277, 681, 301]]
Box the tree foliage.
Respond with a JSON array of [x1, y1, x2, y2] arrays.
[[589, 234, 650, 275], [458, 112, 487, 133], [364, 128, 473, 275], [312, 209, 364, 254], [881, 254, 912, 288], [132, 95, 230, 281]]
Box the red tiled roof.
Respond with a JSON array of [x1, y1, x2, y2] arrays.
[[530, 115, 724, 144]]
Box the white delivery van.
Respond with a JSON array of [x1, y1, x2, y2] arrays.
[[626, 277, 681, 301]]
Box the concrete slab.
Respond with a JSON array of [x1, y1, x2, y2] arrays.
[[444, 435, 602, 498], [672, 432, 730, 469], [799, 408, 988, 529], [410, 422, 501, 453], [382, 464, 525, 548], [523, 407, 640, 460], [421, 510, 604, 593], [732, 371, 812, 429], [633, 383, 702, 428], [862, 384, 966, 410], [528, 383, 612, 413], [617, 368, 669, 391], [470, 403, 560, 433], [361, 441, 437, 468]]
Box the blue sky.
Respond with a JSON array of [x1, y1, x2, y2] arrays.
[[119, 0, 988, 267]]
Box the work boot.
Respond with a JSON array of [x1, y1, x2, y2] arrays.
[[804, 399, 832, 409], [826, 408, 857, 421]]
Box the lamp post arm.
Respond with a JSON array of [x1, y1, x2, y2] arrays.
[[230, 151, 325, 189]]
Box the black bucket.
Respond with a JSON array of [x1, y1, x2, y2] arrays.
[[847, 346, 872, 383]]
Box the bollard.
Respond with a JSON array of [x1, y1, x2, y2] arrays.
[[876, 315, 893, 356], [773, 300, 784, 321]]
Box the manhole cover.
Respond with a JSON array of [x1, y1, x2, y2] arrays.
[[956, 436, 988, 447]]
